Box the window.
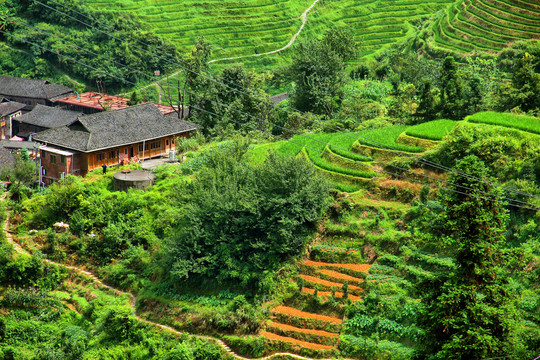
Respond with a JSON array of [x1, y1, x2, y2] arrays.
[[41, 150, 45, 158], [97, 153, 106, 161], [166, 140, 169, 146], [50, 155, 56, 164], [124, 149, 127, 154], [61, 155, 65, 163], [110, 151, 116, 159]]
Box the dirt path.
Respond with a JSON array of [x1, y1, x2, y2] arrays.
[[0, 195, 347, 360], [208, 0, 321, 64], [126, 0, 320, 96]]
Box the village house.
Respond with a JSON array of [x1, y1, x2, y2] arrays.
[[12, 104, 82, 140], [32, 103, 198, 184], [0, 98, 26, 139], [0, 75, 73, 111]]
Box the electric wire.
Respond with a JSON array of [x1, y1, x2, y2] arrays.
[[8, 19, 540, 210], [3, 28, 540, 212], [31, 0, 540, 201]]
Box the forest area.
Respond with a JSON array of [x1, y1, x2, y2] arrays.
[[1, 0, 540, 359]]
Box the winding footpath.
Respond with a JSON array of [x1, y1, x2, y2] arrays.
[[1, 194, 346, 360], [208, 0, 321, 64], [127, 0, 320, 96]]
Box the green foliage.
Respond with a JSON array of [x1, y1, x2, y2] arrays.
[[405, 119, 457, 141], [417, 156, 520, 359], [439, 56, 465, 120], [288, 27, 357, 117], [0, 152, 38, 188], [167, 145, 331, 289], [1, 0, 178, 89], [496, 53, 540, 113]]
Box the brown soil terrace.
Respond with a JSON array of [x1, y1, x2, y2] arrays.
[[301, 287, 360, 302], [299, 275, 361, 291], [317, 269, 365, 283], [260, 331, 334, 351], [272, 305, 342, 324], [266, 321, 339, 338], [302, 260, 372, 273]]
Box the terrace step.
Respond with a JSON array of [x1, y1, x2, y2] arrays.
[[301, 287, 360, 302], [267, 321, 339, 338], [260, 330, 335, 351], [317, 269, 365, 285], [271, 305, 342, 324], [302, 260, 371, 274]]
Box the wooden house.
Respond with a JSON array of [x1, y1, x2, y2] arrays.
[[0, 98, 26, 139], [33, 103, 198, 184], [0, 75, 72, 111]]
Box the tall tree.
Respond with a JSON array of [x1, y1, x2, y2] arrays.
[[439, 56, 465, 120], [288, 27, 358, 118], [417, 155, 518, 359]]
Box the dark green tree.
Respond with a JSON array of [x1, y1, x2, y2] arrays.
[[415, 79, 438, 123], [288, 27, 358, 118], [439, 56, 465, 120], [497, 53, 540, 113], [417, 155, 518, 359], [167, 144, 330, 289]]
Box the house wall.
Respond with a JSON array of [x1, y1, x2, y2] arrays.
[[40, 149, 73, 185], [0, 95, 48, 111], [40, 131, 191, 184], [14, 123, 47, 140], [0, 111, 23, 139], [87, 133, 183, 172]]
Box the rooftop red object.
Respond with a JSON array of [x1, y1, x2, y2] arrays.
[[54, 92, 179, 115]]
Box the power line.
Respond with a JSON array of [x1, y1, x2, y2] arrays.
[[31, 0, 540, 201], [3, 29, 539, 212], [8, 20, 540, 210], [31, 0, 540, 202]]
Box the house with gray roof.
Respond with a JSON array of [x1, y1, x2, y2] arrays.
[[12, 104, 82, 140], [0, 75, 72, 111], [0, 98, 26, 139], [33, 103, 199, 184]]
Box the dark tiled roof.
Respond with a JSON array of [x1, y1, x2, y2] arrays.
[[0, 140, 39, 150], [0, 148, 15, 169], [15, 104, 82, 129], [0, 75, 72, 100], [0, 100, 25, 117], [33, 103, 199, 152]]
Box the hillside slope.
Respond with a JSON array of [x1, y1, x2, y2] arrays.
[[85, 0, 455, 66]]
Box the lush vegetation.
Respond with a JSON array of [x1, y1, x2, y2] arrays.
[[0, 0, 178, 90], [2, 1, 540, 359]]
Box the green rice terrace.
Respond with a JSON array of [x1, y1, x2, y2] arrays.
[[430, 0, 540, 55], [85, 0, 456, 66]]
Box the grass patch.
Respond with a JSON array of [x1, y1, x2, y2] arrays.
[[356, 125, 424, 153], [467, 111, 540, 135], [405, 119, 458, 140]]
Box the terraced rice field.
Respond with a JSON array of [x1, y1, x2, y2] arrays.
[[467, 111, 540, 135], [86, 0, 455, 67], [430, 0, 540, 55], [262, 260, 370, 352]]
